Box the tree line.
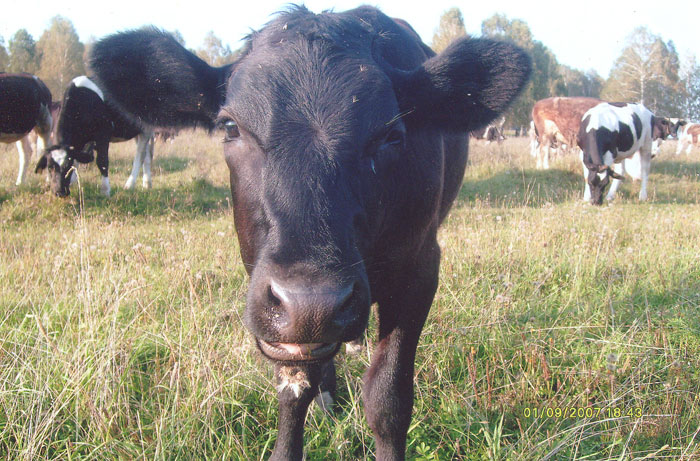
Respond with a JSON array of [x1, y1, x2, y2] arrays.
[[2, 12, 699, 130], [433, 8, 700, 131]]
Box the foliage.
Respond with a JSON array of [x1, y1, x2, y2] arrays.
[[195, 31, 237, 67], [601, 27, 683, 116], [481, 13, 566, 132], [431, 7, 467, 54], [36, 16, 85, 97], [680, 56, 700, 120], [7, 29, 39, 74], [0, 37, 8, 70], [560, 65, 604, 98]]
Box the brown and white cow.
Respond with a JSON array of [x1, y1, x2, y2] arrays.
[[676, 122, 700, 155], [89, 6, 531, 459], [531, 96, 602, 169], [0, 73, 53, 186]]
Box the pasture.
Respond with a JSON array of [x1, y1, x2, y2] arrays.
[[1, 134, 699, 460]]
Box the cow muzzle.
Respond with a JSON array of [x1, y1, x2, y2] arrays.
[[246, 275, 370, 363]]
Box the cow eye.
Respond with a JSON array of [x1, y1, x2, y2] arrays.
[[221, 119, 240, 141], [379, 128, 405, 153]]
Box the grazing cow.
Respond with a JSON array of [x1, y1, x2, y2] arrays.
[[0, 73, 53, 185], [676, 122, 700, 155], [577, 102, 674, 205], [470, 117, 505, 144], [649, 117, 685, 155], [154, 127, 178, 144], [90, 6, 531, 459], [35, 76, 155, 196], [531, 96, 602, 169]]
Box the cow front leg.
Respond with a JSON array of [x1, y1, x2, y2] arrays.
[[270, 362, 324, 461], [364, 247, 439, 461], [581, 158, 592, 202], [638, 150, 652, 201], [96, 143, 111, 197], [142, 133, 154, 189], [606, 162, 625, 201], [125, 133, 151, 189], [15, 137, 32, 185]]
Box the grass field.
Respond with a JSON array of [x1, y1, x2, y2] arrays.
[[1, 133, 699, 460]]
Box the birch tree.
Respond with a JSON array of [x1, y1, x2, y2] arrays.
[[431, 8, 467, 53], [36, 16, 85, 96]]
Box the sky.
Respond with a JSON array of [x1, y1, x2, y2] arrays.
[[2, 0, 699, 79]]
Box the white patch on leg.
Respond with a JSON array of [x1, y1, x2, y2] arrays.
[[317, 391, 334, 412], [100, 176, 111, 197], [602, 151, 614, 166], [15, 137, 32, 185], [124, 176, 136, 189], [276, 367, 310, 398]]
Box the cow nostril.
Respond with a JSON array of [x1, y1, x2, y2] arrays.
[[331, 282, 357, 328], [266, 282, 290, 328], [268, 284, 282, 308]]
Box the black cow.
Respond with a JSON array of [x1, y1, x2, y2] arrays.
[[577, 102, 673, 205], [0, 73, 53, 186], [36, 76, 154, 197], [89, 6, 530, 459]]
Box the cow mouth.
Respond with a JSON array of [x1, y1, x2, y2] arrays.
[[256, 339, 340, 362]]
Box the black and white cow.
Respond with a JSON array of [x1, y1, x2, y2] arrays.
[[0, 73, 53, 186], [470, 117, 505, 144], [89, 6, 531, 460], [36, 76, 154, 197], [577, 102, 673, 205]]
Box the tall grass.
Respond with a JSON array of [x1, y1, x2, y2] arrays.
[[1, 135, 699, 460]]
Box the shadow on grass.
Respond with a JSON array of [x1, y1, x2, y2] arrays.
[[1, 178, 231, 224], [456, 159, 700, 209], [456, 167, 582, 209], [653, 159, 700, 179], [77, 178, 231, 219]]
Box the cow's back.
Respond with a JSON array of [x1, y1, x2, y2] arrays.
[[56, 84, 111, 147], [532, 97, 602, 145], [0, 74, 48, 137]]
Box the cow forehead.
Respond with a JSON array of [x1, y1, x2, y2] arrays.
[[226, 44, 398, 150]]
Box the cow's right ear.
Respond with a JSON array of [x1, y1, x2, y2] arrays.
[[390, 38, 531, 132], [89, 28, 234, 129]]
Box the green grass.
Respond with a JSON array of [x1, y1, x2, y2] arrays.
[[1, 135, 699, 460]]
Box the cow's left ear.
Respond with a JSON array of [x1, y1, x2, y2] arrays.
[[35, 153, 48, 173], [390, 38, 531, 132]]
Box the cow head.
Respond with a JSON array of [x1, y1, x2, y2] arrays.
[[36, 144, 93, 196], [89, 6, 531, 364], [652, 116, 675, 140], [587, 165, 624, 205]]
